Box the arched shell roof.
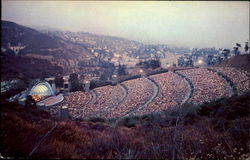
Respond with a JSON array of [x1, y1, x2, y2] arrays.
[[29, 81, 54, 96]]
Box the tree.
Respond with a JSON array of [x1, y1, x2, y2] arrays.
[[222, 49, 230, 59], [244, 42, 249, 53], [100, 73, 108, 81], [177, 57, 184, 67], [188, 58, 194, 67], [234, 43, 241, 56], [149, 59, 161, 69], [55, 76, 64, 88], [206, 55, 213, 66], [217, 56, 223, 64], [79, 74, 85, 81], [233, 47, 240, 56], [117, 64, 127, 76], [236, 43, 241, 47], [69, 73, 78, 82], [69, 73, 80, 92]]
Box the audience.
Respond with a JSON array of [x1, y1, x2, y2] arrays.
[[177, 68, 230, 104], [211, 67, 250, 95], [105, 77, 154, 118], [81, 84, 125, 118], [135, 72, 189, 115], [46, 67, 249, 119]]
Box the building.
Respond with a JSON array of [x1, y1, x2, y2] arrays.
[[9, 80, 64, 108], [28, 81, 55, 101], [62, 75, 71, 92], [7, 43, 26, 56]]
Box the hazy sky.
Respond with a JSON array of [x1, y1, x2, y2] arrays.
[[2, 1, 249, 48]]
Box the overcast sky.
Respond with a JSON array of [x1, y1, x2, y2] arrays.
[[2, 1, 249, 48]]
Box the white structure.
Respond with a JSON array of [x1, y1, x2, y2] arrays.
[[83, 80, 90, 92], [59, 105, 69, 119], [8, 43, 26, 56], [63, 80, 71, 92], [9, 80, 64, 108], [1, 79, 21, 93], [29, 81, 55, 97]]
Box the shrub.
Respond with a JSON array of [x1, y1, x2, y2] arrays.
[[146, 69, 168, 76], [141, 112, 162, 122], [108, 118, 117, 124], [116, 116, 140, 128], [118, 75, 141, 83], [87, 117, 106, 123], [89, 80, 112, 90]]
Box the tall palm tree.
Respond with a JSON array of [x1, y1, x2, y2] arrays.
[[234, 43, 241, 56], [244, 42, 249, 53], [222, 49, 230, 59], [236, 43, 241, 47]]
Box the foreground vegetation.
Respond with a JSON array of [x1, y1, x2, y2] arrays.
[[1, 92, 249, 159]]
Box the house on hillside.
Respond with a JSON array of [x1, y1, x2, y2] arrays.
[[7, 43, 26, 55]]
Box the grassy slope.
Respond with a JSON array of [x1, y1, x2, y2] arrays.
[[0, 92, 249, 159], [215, 54, 250, 72]]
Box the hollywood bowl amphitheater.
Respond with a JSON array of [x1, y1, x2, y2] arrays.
[[9, 67, 250, 120]]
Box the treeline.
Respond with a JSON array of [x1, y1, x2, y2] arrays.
[[177, 42, 250, 67]]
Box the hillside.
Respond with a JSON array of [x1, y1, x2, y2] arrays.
[[1, 20, 92, 76], [1, 20, 64, 81], [215, 54, 250, 72], [1, 20, 59, 53], [1, 20, 191, 81], [1, 91, 249, 159], [0, 54, 63, 81]]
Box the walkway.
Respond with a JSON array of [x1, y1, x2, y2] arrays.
[[28, 121, 58, 157], [89, 84, 128, 117], [88, 90, 97, 105], [174, 71, 193, 105]]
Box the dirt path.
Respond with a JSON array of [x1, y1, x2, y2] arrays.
[[88, 90, 97, 105], [28, 121, 58, 157]]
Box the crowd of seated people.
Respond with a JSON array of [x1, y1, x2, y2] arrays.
[[63, 91, 92, 108], [81, 84, 125, 118], [177, 68, 230, 104], [47, 91, 92, 116], [134, 72, 189, 115], [104, 77, 154, 118], [211, 67, 250, 95], [47, 67, 249, 119]]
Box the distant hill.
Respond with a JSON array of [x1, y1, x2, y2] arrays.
[[1, 20, 93, 78], [215, 54, 250, 72], [28, 25, 62, 32], [1, 20, 59, 54]]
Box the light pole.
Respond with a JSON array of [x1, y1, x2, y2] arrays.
[[112, 74, 118, 85], [83, 80, 90, 92], [60, 105, 69, 119], [139, 69, 145, 77]]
